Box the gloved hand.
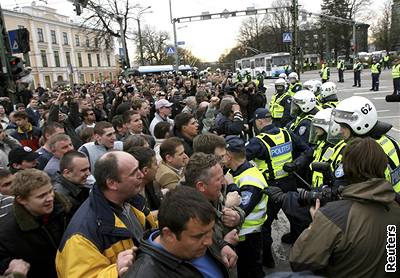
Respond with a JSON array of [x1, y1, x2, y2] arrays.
[[283, 162, 298, 173], [265, 186, 286, 207]]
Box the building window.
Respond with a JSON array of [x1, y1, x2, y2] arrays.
[[88, 53, 92, 67], [63, 32, 68, 45], [41, 50, 48, 67], [90, 73, 94, 81], [86, 36, 90, 47], [77, 53, 82, 67], [107, 54, 111, 67], [37, 28, 44, 42], [109, 72, 113, 80], [66, 52, 72, 65], [51, 30, 57, 44], [96, 54, 101, 66], [99, 72, 103, 81], [94, 38, 99, 48], [105, 39, 110, 49], [54, 51, 60, 67], [75, 35, 80, 46]]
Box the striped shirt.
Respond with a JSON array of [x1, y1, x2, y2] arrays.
[[0, 194, 14, 218]]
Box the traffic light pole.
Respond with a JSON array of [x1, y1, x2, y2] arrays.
[[0, 4, 15, 97], [291, 0, 299, 79]]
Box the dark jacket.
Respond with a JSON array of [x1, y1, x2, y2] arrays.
[[0, 194, 13, 218], [26, 107, 40, 127], [0, 194, 69, 278], [53, 173, 90, 217], [215, 112, 244, 137], [125, 230, 229, 278], [172, 128, 194, 157], [10, 125, 41, 151], [48, 103, 82, 150], [290, 178, 400, 278]]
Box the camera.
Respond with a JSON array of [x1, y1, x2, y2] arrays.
[[297, 186, 339, 207]]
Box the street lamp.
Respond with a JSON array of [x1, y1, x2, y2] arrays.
[[135, 6, 152, 66]]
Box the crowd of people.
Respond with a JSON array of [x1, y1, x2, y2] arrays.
[[0, 67, 399, 278]]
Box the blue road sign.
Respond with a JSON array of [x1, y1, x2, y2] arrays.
[[119, 48, 125, 57], [166, 46, 175, 55], [177, 41, 185, 46], [282, 32, 292, 43], [8, 30, 22, 54]]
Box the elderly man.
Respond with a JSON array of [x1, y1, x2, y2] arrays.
[[43, 134, 74, 179], [56, 151, 157, 278]]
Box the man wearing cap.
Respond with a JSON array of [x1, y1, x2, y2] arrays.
[[245, 107, 310, 266], [8, 147, 39, 174], [224, 136, 268, 278], [149, 99, 174, 137]]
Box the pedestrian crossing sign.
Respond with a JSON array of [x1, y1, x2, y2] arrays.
[[282, 32, 292, 43], [166, 47, 175, 55]]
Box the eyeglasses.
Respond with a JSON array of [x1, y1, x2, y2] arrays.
[[87, 113, 95, 116]]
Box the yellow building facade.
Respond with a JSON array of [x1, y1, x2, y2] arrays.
[[3, 4, 118, 88]]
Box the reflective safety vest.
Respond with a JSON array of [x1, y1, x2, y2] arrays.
[[254, 129, 293, 181], [384, 56, 389, 62], [376, 135, 400, 193], [289, 114, 314, 132], [311, 140, 347, 188], [321, 100, 339, 109], [288, 82, 302, 96], [392, 64, 400, 79], [269, 92, 290, 119], [353, 62, 361, 71], [371, 63, 380, 74], [232, 166, 268, 239], [321, 67, 329, 80]]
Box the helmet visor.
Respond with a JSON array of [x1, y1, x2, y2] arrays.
[[309, 124, 325, 144], [332, 109, 359, 123], [290, 100, 301, 116], [327, 113, 345, 144]]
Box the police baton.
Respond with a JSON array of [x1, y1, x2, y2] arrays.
[[292, 171, 312, 190]]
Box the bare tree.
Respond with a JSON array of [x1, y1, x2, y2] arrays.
[[237, 15, 267, 52], [79, 0, 144, 67], [371, 0, 393, 52], [134, 25, 170, 65]]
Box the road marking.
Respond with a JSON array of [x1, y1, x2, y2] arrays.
[[374, 97, 386, 100], [391, 127, 400, 133], [354, 90, 393, 95], [340, 86, 389, 92], [379, 115, 400, 119], [377, 110, 390, 112]]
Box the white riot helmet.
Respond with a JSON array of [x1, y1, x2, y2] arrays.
[[275, 78, 286, 93], [288, 72, 299, 84], [320, 82, 338, 98], [278, 73, 287, 80], [309, 108, 341, 144], [290, 89, 317, 116], [303, 80, 318, 94], [331, 96, 377, 136]]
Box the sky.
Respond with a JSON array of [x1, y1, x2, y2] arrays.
[[5, 0, 383, 62]]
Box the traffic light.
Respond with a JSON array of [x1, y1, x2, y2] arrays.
[[16, 28, 30, 53], [8, 56, 24, 80]]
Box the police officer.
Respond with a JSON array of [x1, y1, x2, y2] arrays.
[[318, 81, 339, 109], [392, 58, 400, 95], [370, 59, 381, 91], [287, 90, 319, 145], [303, 79, 322, 101], [225, 136, 268, 278], [320, 62, 330, 83], [383, 55, 390, 69], [352, 58, 362, 87], [287, 72, 302, 96], [284, 108, 345, 188], [245, 108, 310, 261], [269, 78, 292, 128], [332, 96, 400, 193], [337, 59, 345, 82]]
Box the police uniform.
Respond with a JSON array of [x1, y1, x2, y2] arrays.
[[245, 108, 310, 264], [316, 95, 339, 109], [269, 91, 292, 128], [286, 107, 320, 145], [353, 61, 362, 87], [226, 136, 268, 278], [287, 81, 302, 96], [320, 64, 330, 83], [370, 62, 381, 91], [376, 134, 400, 193], [337, 60, 345, 82], [392, 61, 400, 95]]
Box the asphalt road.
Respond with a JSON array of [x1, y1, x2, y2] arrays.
[[262, 68, 399, 276]]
